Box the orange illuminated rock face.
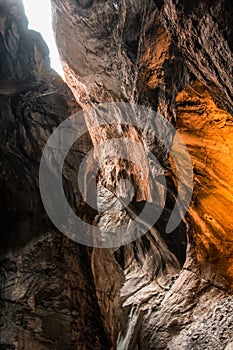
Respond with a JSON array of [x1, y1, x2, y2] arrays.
[[176, 81, 233, 288]]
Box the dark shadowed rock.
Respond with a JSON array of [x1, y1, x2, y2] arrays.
[[0, 1, 123, 349]]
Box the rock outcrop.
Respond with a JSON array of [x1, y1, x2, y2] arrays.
[[161, 0, 233, 114], [0, 0, 232, 349], [52, 0, 233, 348], [0, 1, 122, 349]]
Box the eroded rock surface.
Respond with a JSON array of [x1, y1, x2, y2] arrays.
[[0, 1, 122, 349], [0, 0, 233, 349], [176, 81, 233, 289], [51, 0, 233, 349], [161, 0, 233, 114]]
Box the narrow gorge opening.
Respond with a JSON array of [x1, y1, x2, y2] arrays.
[[23, 0, 64, 78]]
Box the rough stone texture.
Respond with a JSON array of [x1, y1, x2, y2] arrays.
[[52, 3, 192, 348], [0, 0, 233, 349], [125, 82, 233, 350], [176, 81, 233, 289], [0, 1, 123, 349], [161, 0, 233, 114], [52, 0, 189, 120], [51, 0, 233, 349]]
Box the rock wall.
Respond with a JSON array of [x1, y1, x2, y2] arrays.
[[52, 0, 233, 348], [161, 0, 233, 114], [0, 0, 232, 349], [0, 1, 122, 349], [176, 81, 233, 289]]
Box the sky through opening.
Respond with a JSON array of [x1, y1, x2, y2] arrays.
[[23, 0, 64, 78]]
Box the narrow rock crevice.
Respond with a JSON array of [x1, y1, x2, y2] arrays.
[[0, 0, 232, 349]]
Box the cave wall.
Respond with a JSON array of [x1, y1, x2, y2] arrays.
[[0, 1, 122, 349], [176, 81, 233, 289], [52, 0, 233, 349], [0, 0, 232, 349], [52, 0, 189, 121], [161, 0, 233, 114]]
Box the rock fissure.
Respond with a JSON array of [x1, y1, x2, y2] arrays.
[[0, 0, 232, 349]]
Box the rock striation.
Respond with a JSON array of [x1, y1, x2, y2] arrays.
[[52, 0, 233, 348], [0, 0, 232, 349], [0, 1, 122, 349]]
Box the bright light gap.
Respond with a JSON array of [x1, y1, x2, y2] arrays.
[[23, 0, 64, 78]]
